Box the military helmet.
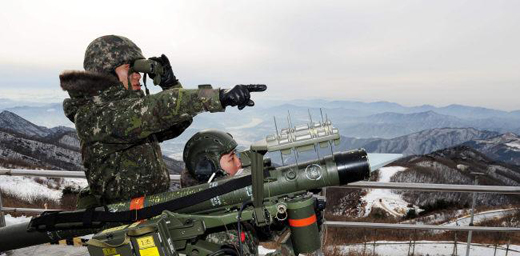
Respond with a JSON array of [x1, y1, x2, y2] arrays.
[[183, 129, 238, 182], [83, 35, 145, 74]]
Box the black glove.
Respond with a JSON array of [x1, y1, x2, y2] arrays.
[[148, 54, 179, 90], [219, 84, 267, 110]]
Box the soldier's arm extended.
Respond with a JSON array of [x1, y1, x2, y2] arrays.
[[76, 87, 222, 144], [154, 81, 193, 142]]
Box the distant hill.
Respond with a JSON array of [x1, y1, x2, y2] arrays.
[[389, 146, 520, 210], [340, 127, 500, 156], [2, 103, 72, 128], [257, 99, 520, 119], [463, 133, 520, 166], [0, 110, 54, 137]]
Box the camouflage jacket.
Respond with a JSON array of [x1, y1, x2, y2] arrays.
[[60, 71, 223, 204]]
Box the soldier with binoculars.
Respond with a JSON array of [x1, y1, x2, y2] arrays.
[[60, 35, 266, 207]]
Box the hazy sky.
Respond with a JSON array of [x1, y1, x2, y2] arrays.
[[1, 0, 519, 110]]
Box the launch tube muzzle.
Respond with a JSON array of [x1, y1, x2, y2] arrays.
[[334, 150, 371, 186]]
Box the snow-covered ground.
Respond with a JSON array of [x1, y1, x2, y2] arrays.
[[2, 245, 88, 256], [505, 142, 520, 151], [360, 166, 422, 217], [443, 208, 518, 226], [326, 241, 520, 256], [0, 175, 87, 202], [4, 213, 31, 226]]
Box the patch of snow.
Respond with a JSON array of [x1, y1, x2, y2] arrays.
[[378, 166, 406, 182], [61, 178, 88, 189], [326, 241, 520, 256], [6, 244, 88, 256], [0, 176, 64, 202], [443, 208, 518, 226], [258, 246, 276, 255], [4, 213, 31, 226], [505, 142, 520, 151]]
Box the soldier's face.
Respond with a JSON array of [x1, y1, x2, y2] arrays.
[[115, 64, 142, 91], [219, 150, 242, 176]]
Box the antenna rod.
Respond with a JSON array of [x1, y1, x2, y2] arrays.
[[273, 116, 279, 137], [274, 116, 284, 165], [287, 110, 293, 130]]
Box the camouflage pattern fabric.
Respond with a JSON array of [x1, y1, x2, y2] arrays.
[[205, 223, 259, 255], [84, 35, 145, 75], [60, 71, 223, 204]]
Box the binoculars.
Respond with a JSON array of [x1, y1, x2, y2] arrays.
[[131, 58, 164, 86]]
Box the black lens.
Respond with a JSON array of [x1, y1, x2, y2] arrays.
[[334, 149, 370, 185]]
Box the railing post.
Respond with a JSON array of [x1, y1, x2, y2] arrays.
[[412, 229, 417, 256], [363, 229, 367, 256], [452, 231, 458, 256], [372, 229, 377, 256], [407, 235, 412, 256], [466, 172, 483, 256], [0, 191, 6, 228]]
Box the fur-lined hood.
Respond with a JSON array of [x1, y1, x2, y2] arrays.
[[60, 71, 120, 96], [61, 71, 131, 123]]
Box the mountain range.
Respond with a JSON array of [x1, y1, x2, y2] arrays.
[[340, 127, 502, 156], [2, 99, 519, 140]]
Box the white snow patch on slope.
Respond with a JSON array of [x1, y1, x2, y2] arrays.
[[360, 166, 420, 217], [443, 208, 518, 226], [326, 241, 520, 256], [0, 176, 87, 202], [505, 142, 520, 151], [4, 213, 31, 226]]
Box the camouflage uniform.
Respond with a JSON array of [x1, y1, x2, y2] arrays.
[[61, 36, 224, 205]]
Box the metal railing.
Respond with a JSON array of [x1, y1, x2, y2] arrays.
[[323, 241, 520, 255], [1, 168, 520, 255], [324, 221, 520, 232]]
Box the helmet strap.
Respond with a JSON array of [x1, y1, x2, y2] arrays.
[[143, 73, 150, 95], [207, 172, 217, 183]]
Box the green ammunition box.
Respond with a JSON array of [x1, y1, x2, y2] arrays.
[[87, 215, 178, 256]]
